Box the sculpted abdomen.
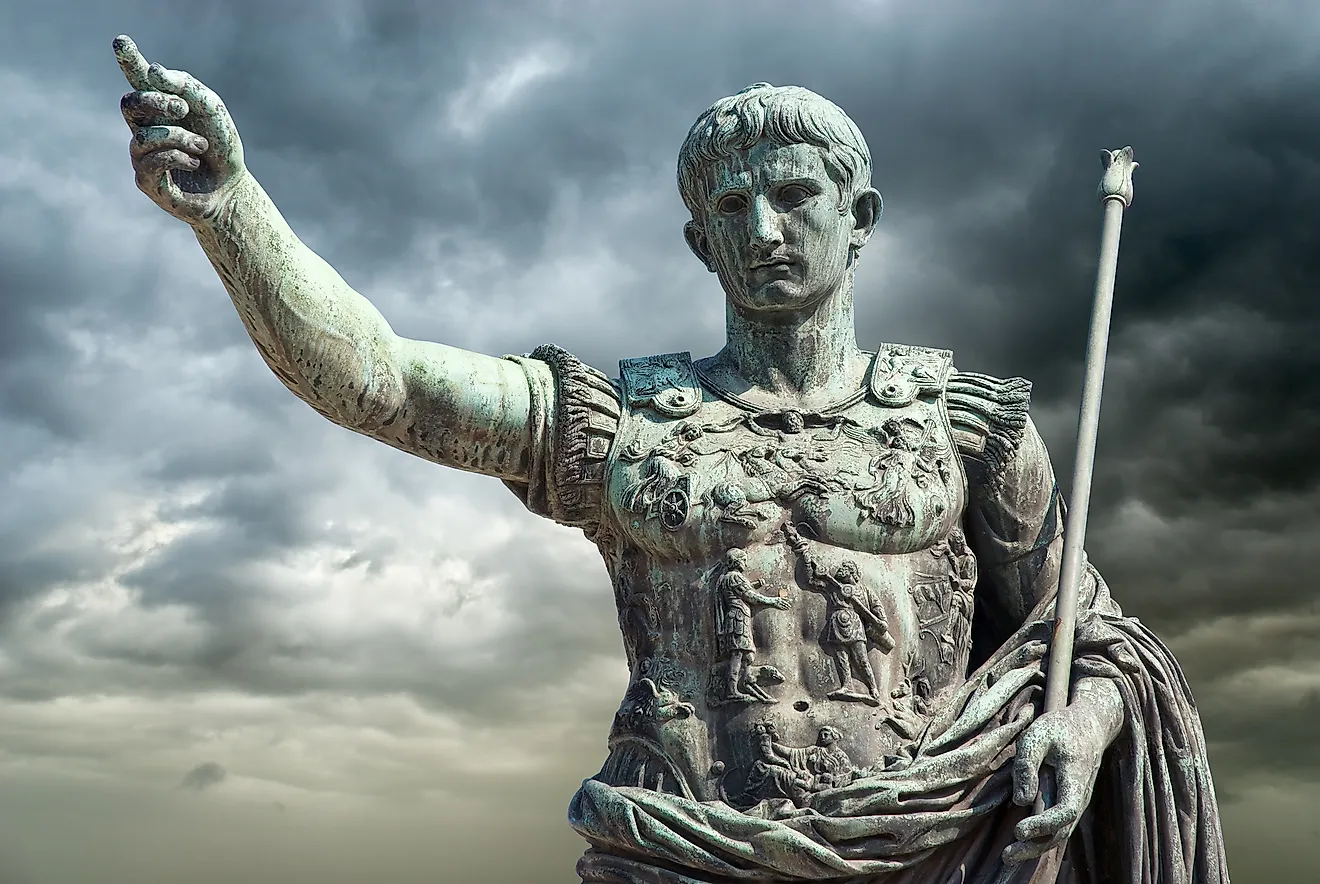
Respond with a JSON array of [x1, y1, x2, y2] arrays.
[[594, 347, 978, 805]]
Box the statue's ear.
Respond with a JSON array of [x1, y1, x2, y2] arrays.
[[850, 188, 882, 251], [684, 221, 716, 272]]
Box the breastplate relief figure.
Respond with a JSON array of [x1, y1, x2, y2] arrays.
[[784, 523, 895, 706], [711, 547, 792, 705], [114, 33, 1229, 883], [742, 722, 859, 808]]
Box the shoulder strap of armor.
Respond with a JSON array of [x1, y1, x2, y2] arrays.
[[619, 351, 702, 417], [867, 342, 954, 407], [522, 344, 622, 530], [946, 369, 1033, 490]]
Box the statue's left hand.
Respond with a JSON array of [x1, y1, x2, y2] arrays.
[[1003, 678, 1123, 865]]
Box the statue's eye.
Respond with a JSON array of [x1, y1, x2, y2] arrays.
[[716, 193, 748, 215], [779, 184, 812, 206]]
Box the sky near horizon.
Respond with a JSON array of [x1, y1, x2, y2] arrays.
[[2, 1, 1319, 881]]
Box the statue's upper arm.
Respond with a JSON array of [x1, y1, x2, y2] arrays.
[[366, 335, 538, 481], [364, 337, 621, 536], [949, 371, 1063, 624]]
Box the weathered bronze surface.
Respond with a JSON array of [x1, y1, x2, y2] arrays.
[[114, 35, 1229, 883]]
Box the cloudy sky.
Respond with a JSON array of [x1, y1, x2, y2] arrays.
[[2, 0, 1318, 881]]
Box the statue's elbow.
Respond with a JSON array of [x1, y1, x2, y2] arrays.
[[309, 364, 406, 435], [353, 381, 407, 433]]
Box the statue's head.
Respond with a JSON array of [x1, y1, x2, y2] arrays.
[[725, 548, 747, 570], [677, 83, 882, 317], [834, 560, 861, 584], [817, 726, 841, 746]]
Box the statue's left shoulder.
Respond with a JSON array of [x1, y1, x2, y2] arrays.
[[944, 368, 1034, 492], [866, 342, 954, 406], [863, 343, 1034, 490]]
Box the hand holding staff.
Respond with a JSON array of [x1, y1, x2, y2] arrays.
[[1043, 146, 1138, 724], [998, 149, 1137, 882], [1014, 146, 1142, 851]]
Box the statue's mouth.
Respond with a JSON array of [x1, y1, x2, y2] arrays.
[[749, 257, 795, 271]]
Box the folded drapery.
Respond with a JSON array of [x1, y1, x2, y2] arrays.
[[571, 569, 1228, 884]]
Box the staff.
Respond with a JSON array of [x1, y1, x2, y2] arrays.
[[1040, 147, 1139, 782]]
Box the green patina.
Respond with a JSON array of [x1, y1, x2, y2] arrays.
[[113, 35, 1228, 883]]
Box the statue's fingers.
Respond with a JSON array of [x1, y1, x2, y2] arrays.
[[120, 92, 190, 128], [146, 62, 224, 119], [134, 149, 208, 218], [1003, 763, 1083, 864], [1001, 825, 1071, 865], [1002, 837, 1042, 865], [137, 148, 201, 178], [1013, 799, 1079, 844], [130, 125, 209, 160], [1011, 731, 1048, 806], [145, 63, 238, 164], [113, 35, 151, 91]]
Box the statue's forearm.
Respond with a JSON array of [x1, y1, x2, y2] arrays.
[[191, 172, 405, 432]]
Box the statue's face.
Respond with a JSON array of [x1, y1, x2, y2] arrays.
[[687, 140, 875, 316]]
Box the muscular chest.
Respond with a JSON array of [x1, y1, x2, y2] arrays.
[[605, 395, 967, 559], [591, 350, 982, 795]]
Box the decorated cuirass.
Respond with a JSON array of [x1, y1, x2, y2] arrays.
[[588, 345, 986, 807], [499, 343, 1226, 884]]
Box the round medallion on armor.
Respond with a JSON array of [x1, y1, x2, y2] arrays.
[[658, 484, 690, 530]]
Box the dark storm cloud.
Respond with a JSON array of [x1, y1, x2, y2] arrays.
[[2, 0, 1319, 881], [178, 761, 227, 792]]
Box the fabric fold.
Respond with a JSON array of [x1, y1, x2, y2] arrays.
[[571, 569, 1228, 884]]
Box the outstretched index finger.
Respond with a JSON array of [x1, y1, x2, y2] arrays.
[[113, 35, 151, 91]]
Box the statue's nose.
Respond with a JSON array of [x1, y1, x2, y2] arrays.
[[749, 194, 784, 254]]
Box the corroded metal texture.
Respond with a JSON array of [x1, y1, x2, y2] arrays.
[[115, 39, 1228, 884]]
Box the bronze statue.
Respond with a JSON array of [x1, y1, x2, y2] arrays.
[[114, 33, 1228, 883]]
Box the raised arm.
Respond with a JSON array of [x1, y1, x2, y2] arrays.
[[114, 36, 535, 481]]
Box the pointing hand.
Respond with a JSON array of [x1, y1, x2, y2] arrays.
[[114, 35, 247, 224]]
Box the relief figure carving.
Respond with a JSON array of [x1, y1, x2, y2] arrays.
[[605, 655, 699, 798], [621, 455, 691, 531], [741, 722, 859, 808], [711, 548, 791, 705], [783, 524, 895, 706], [913, 529, 978, 678], [883, 649, 934, 740], [847, 416, 954, 527], [612, 656, 695, 739]]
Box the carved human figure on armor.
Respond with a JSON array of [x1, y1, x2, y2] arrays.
[[782, 523, 895, 705], [712, 548, 791, 704], [743, 721, 858, 807]]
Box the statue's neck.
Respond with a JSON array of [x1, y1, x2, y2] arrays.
[[702, 275, 869, 410]]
